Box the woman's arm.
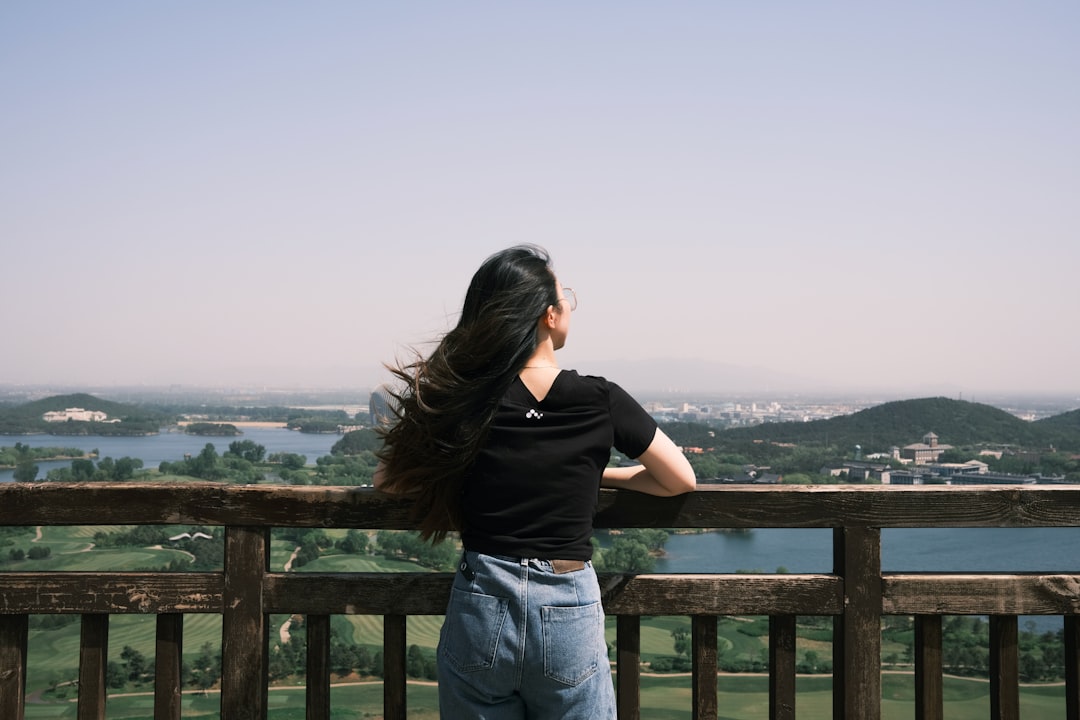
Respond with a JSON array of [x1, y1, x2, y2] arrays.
[[601, 428, 696, 496]]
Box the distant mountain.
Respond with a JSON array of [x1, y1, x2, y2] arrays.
[[717, 397, 1071, 452]]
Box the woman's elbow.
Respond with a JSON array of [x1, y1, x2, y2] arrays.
[[669, 453, 697, 494], [657, 466, 696, 496], [672, 471, 697, 495]]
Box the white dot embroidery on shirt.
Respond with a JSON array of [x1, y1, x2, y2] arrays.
[[525, 409, 543, 419]]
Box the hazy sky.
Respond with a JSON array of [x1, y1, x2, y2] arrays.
[[3, 2, 1078, 397]]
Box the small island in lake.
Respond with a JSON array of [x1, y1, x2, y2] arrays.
[[183, 422, 241, 437]]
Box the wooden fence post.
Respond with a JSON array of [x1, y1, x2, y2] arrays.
[[769, 614, 796, 720], [833, 526, 881, 720], [692, 615, 717, 720], [0, 614, 28, 720], [914, 615, 943, 720], [154, 613, 184, 720], [78, 614, 109, 720], [221, 526, 269, 720], [617, 615, 641, 720]]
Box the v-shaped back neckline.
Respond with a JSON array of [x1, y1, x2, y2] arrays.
[[517, 369, 563, 404]]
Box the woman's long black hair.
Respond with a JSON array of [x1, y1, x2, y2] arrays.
[[377, 245, 560, 541]]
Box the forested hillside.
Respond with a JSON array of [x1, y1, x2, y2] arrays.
[[673, 397, 1080, 453], [0, 393, 167, 435]]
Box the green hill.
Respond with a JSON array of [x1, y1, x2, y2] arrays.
[[1032, 408, 1080, 450], [714, 397, 1076, 453], [1035, 407, 1080, 431], [0, 393, 168, 435]]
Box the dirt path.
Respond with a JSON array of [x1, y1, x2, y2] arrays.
[[278, 546, 303, 644], [148, 545, 196, 562], [61, 543, 95, 554]]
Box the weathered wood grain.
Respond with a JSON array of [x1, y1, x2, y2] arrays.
[[990, 616, 1020, 720], [0, 573, 222, 614], [154, 614, 183, 720], [914, 615, 943, 720], [769, 615, 796, 720], [262, 572, 843, 616], [220, 527, 268, 720], [883, 574, 1080, 615], [0, 614, 28, 720], [835, 526, 882, 720], [692, 615, 717, 720], [77, 614, 108, 720], [3, 483, 1080, 528]]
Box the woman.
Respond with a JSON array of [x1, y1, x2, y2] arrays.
[[375, 245, 695, 719]]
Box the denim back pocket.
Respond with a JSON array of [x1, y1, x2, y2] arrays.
[[541, 601, 603, 686], [440, 587, 510, 673]]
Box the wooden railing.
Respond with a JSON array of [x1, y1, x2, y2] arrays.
[[1, 483, 1079, 720]]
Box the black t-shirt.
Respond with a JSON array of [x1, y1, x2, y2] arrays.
[[460, 370, 657, 560]]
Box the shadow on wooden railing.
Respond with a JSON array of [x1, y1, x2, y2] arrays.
[[1, 483, 1079, 720]]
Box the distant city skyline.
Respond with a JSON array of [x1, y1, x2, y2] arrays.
[[3, 4, 1078, 396]]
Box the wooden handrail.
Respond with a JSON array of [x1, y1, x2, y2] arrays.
[[1, 483, 1079, 720]]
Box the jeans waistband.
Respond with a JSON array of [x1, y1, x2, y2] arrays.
[[464, 551, 587, 576]]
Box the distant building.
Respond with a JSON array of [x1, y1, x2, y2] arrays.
[[890, 466, 1052, 486], [369, 384, 396, 426], [901, 432, 953, 464], [948, 473, 1036, 486], [888, 469, 938, 485], [822, 461, 893, 484], [42, 407, 109, 423], [926, 460, 989, 477], [703, 472, 782, 485]]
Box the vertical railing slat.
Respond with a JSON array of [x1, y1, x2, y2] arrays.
[[0, 613, 29, 720], [383, 614, 407, 720], [77, 614, 109, 720], [1065, 615, 1079, 720], [914, 615, 943, 720], [989, 615, 1019, 720], [692, 615, 717, 720], [617, 614, 641, 720], [221, 526, 269, 720], [306, 614, 331, 720], [833, 526, 881, 720], [769, 614, 796, 720], [154, 613, 184, 720]]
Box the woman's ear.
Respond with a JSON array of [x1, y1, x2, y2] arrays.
[[539, 305, 557, 330]]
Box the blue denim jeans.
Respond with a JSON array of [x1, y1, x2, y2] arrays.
[[437, 551, 616, 720]]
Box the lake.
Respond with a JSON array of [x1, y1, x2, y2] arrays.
[[654, 526, 1080, 573], [0, 426, 341, 482]]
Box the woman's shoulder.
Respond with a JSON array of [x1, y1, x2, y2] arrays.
[[559, 369, 627, 396]]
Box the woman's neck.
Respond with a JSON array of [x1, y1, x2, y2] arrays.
[[523, 349, 558, 370]]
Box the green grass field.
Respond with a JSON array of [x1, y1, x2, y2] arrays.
[[21, 674, 1067, 719]]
